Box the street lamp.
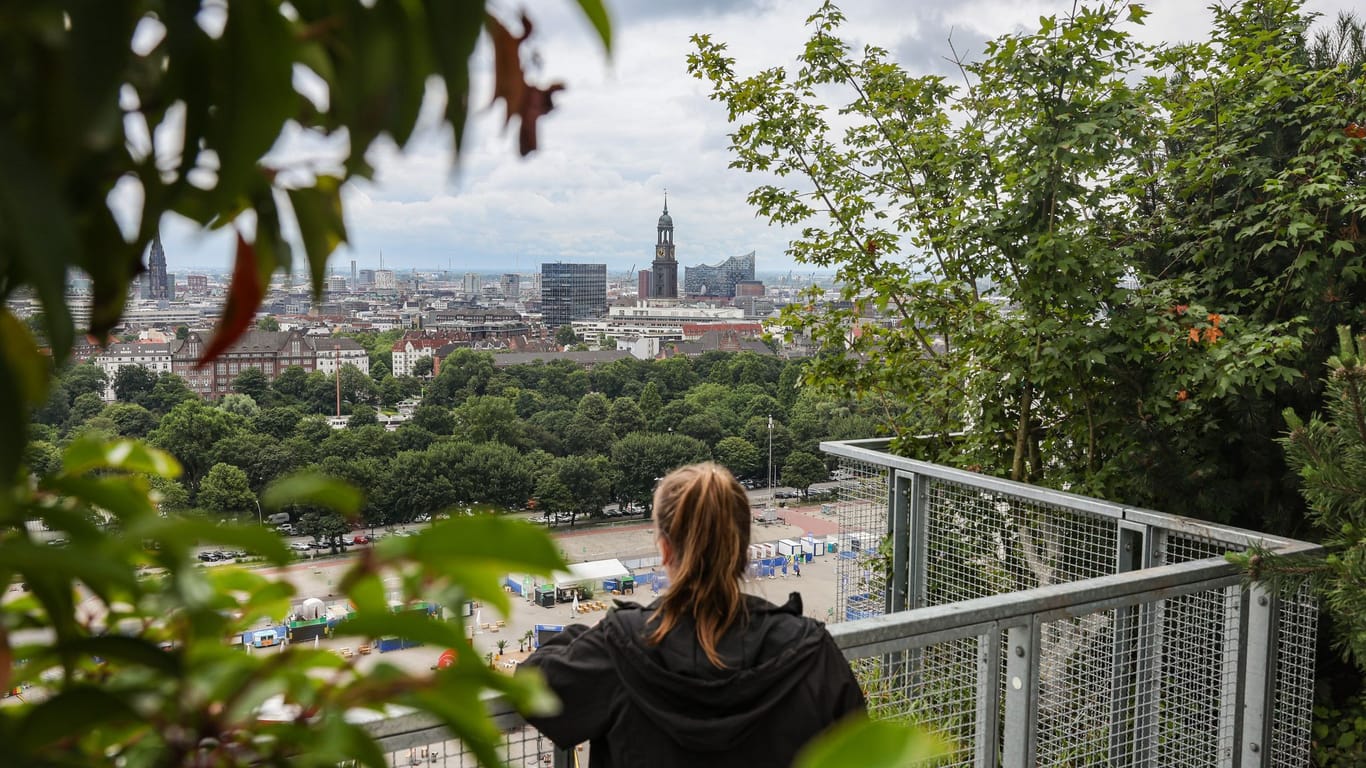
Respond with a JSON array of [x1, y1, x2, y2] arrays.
[[253, 498, 262, 527], [767, 414, 774, 508]]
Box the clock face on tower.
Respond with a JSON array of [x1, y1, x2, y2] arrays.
[[656, 245, 666, 258]]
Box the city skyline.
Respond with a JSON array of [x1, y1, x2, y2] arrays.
[[134, 0, 1357, 277]]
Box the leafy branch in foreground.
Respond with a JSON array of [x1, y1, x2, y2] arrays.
[[0, 439, 566, 766]]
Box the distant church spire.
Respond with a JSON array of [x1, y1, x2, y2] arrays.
[[145, 231, 169, 300], [651, 191, 678, 299]]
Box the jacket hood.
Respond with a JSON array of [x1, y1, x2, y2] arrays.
[[600, 592, 830, 752]]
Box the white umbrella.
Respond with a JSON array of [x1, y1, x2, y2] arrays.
[[475, 608, 482, 633], [571, 593, 579, 619]]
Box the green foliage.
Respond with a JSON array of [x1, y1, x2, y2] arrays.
[[219, 392, 260, 419], [1269, 327, 1366, 671], [554, 325, 580, 347], [198, 463, 257, 517], [256, 316, 280, 332], [795, 715, 951, 768], [0, 438, 568, 766], [688, 0, 1362, 531], [1313, 694, 1366, 765], [714, 436, 762, 479], [231, 367, 271, 404], [782, 451, 827, 496], [0, 2, 614, 763]]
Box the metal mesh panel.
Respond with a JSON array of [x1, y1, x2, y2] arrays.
[[1151, 586, 1240, 766], [855, 636, 983, 768], [1270, 583, 1318, 768], [1161, 532, 1242, 565], [923, 479, 1118, 606], [834, 459, 889, 623], [372, 724, 571, 767], [827, 446, 1318, 767], [1034, 610, 1117, 766]]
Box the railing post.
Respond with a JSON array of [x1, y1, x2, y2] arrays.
[[1238, 583, 1276, 768], [887, 470, 917, 613], [1001, 621, 1039, 767], [974, 630, 1002, 768], [1109, 523, 1156, 766]]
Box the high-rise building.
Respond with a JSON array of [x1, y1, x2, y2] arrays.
[[187, 274, 209, 293], [541, 263, 607, 328], [374, 269, 396, 290], [327, 275, 348, 294], [358, 269, 376, 286], [350, 259, 357, 286], [650, 195, 678, 299], [143, 233, 170, 300], [499, 273, 520, 299], [684, 251, 757, 298], [463, 272, 481, 297], [165, 273, 176, 300], [638, 270, 652, 299]]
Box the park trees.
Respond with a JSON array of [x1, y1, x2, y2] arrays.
[[714, 436, 762, 480], [611, 432, 711, 510], [232, 367, 271, 404], [782, 451, 827, 498], [147, 400, 247, 490], [197, 463, 257, 518], [113, 365, 158, 404]]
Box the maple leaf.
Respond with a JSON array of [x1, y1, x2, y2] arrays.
[[1203, 326, 1224, 344], [1188, 327, 1201, 344], [486, 12, 566, 157], [197, 233, 264, 368], [1207, 312, 1221, 328]]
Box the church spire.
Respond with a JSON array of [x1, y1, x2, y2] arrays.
[[663, 188, 668, 215]]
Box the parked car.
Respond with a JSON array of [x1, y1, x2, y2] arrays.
[[775, 490, 800, 499], [352, 535, 369, 545]]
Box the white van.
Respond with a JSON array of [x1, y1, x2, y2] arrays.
[[265, 512, 290, 526]]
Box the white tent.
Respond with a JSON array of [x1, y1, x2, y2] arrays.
[[552, 558, 630, 590]]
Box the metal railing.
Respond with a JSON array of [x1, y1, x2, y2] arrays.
[[354, 439, 1319, 768], [355, 702, 575, 767], [821, 438, 1320, 768]]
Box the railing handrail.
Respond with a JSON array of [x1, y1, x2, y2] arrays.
[[819, 439, 1308, 550], [826, 540, 1321, 658]]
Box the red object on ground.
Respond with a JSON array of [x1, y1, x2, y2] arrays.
[[437, 649, 457, 669]]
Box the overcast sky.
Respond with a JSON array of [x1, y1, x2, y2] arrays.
[[153, 0, 1357, 277]]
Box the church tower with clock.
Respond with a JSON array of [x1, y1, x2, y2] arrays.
[[650, 193, 678, 299]]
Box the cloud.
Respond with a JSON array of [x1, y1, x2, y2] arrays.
[[156, 0, 1360, 276]]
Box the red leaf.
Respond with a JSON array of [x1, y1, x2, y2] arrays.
[[196, 233, 264, 368], [518, 84, 565, 156], [486, 12, 564, 156]]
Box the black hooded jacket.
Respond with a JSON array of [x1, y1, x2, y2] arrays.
[[519, 592, 865, 767]]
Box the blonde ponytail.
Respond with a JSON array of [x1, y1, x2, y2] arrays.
[[647, 462, 751, 668]]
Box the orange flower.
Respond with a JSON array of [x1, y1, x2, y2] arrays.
[[1176, 389, 1188, 401], [1203, 326, 1224, 344], [1174, 304, 1189, 315], [1207, 313, 1221, 328], [1188, 327, 1201, 344]]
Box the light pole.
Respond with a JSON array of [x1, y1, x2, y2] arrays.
[[253, 498, 262, 527], [767, 414, 774, 508]]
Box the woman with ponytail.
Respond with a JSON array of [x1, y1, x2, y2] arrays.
[[522, 462, 864, 767]]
